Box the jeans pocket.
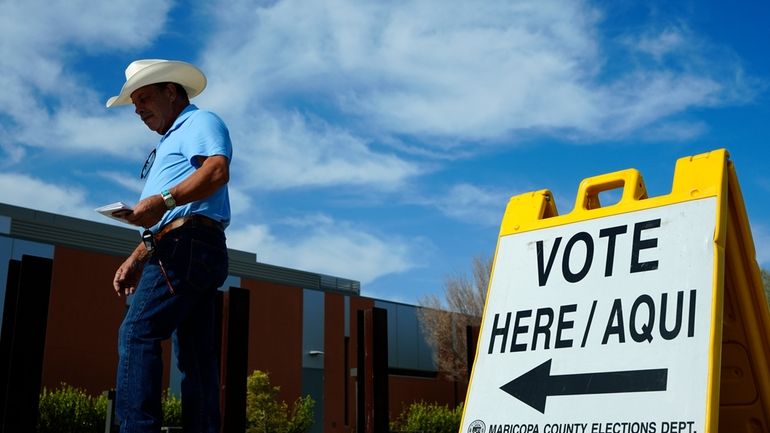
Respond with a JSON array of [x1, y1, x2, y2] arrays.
[[184, 238, 229, 293]]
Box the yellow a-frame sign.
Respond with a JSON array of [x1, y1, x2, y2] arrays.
[[461, 149, 770, 433]]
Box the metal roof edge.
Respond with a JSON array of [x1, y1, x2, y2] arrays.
[[0, 202, 360, 295]]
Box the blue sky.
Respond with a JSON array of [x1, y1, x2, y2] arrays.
[[1, 0, 769, 305]]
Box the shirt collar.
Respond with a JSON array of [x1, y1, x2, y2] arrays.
[[161, 104, 198, 141]]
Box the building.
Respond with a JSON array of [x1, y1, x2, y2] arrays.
[[0, 202, 467, 432]]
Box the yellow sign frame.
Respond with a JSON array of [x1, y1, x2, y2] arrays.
[[462, 148, 770, 431]]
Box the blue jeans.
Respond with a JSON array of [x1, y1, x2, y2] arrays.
[[117, 226, 228, 433]]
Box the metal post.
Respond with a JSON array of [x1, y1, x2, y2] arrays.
[[0, 259, 20, 429], [0, 255, 53, 433], [356, 307, 388, 433], [103, 389, 118, 433], [219, 287, 250, 433], [466, 325, 480, 380]]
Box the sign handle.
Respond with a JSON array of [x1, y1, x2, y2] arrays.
[[573, 169, 648, 212]]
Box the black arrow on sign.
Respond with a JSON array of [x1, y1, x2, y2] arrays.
[[500, 359, 668, 414]]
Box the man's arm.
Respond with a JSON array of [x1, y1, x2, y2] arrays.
[[169, 154, 230, 205], [113, 241, 150, 297], [125, 155, 230, 228]]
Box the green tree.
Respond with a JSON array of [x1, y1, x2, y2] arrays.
[[246, 370, 315, 433]]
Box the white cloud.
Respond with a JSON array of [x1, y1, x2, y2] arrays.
[[228, 110, 423, 191], [425, 183, 512, 226], [95, 171, 146, 195], [593, 71, 722, 137], [196, 0, 755, 148], [2, 0, 753, 193], [624, 26, 687, 61], [0, 0, 171, 57], [0, 0, 171, 160], [636, 120, 708, 142], [226, 186, 255, 220], [0, 173, 93, 220], [200, 0, 600, 140], [51, 110, 158, 157], [227, 217, 418, 284], [0, 0, 759, 175]]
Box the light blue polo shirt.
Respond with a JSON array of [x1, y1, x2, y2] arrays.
[[140, 104, 232, 233]]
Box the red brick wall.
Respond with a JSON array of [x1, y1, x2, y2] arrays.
[[240, 279, 303, 404], [41, 246, 174, 395]]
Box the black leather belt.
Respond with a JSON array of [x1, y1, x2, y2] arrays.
[[155, 215, 224, 240]]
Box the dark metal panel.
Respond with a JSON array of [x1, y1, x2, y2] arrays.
[[374, 300, 437, 372], [301, 368, 324, 433], [302, 289, 325, 370], [0, 255, 53, 433], [220, 288, 250, 433], [356, 308, 388, 433]]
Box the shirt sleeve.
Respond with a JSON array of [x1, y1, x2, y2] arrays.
[[183, 110, 233, 168]]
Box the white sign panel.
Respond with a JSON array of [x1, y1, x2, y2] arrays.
[[464, 197, 716, 433]]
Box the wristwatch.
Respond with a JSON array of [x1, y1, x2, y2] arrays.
[[160, 189, 176, 210]]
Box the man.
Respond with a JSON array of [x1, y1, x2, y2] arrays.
[[108, 59, 232, 433]]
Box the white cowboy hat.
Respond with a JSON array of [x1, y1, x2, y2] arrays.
[[105, 59, 207, 108]]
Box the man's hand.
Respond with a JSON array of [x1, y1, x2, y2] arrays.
[[125, 194, 167, 228], [113, 255, 145, 297]]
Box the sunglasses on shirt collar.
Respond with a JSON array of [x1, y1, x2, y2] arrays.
[[140, 148, 156, 179]]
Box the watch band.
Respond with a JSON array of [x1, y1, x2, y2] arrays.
[[160, 189, 176, 210]]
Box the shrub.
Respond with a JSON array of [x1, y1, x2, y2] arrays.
[[391, 401, 463, 433], [39, 374, 315, 433], [246, 370, 315, 433], [162, 389, 183, 427], [37, 383, 107, 433], [38, 384, 183, 432]]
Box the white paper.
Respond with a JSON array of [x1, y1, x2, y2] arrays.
[[94, 201, 135, 224]]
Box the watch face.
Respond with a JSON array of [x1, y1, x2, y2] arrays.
[[162, 190, 175, 208]]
